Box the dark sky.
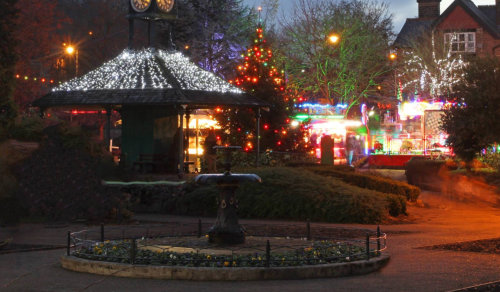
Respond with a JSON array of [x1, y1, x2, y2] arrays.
[[242, 0, 495, 34]]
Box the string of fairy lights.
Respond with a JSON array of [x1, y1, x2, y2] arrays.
[[53, 48, 243, 94], [398, 34, 466, 98], [14, 74, 59, 85]]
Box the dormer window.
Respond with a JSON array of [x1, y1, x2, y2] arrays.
[[444, 32, 476, 53]]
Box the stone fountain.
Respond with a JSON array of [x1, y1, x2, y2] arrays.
[[195, 146, 261, 244]]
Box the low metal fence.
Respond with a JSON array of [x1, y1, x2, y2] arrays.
[[67, 221, 386, 268]]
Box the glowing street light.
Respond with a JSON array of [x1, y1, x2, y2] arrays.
[[328, 34, 340, 44], [64, 45, 79, 77], [389, 52, 397, 61]]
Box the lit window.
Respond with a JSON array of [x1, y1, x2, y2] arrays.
[[444, 32, 475, 53]]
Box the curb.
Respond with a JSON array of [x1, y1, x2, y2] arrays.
[[61, 253, 390, 281]]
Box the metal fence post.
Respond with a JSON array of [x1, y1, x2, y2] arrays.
[[130, 239, 137, 264], [101, 223, 104, 243], [366, 233, 370, 260], [265, 240, 270, 268], [306, 219, 311, 241], [377, 225, 381, 255], [198, 218, 202, 238], [67, 231, 71, 256]]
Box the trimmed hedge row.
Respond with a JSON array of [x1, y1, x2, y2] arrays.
[[307, 166, 420, 202], [168, 167, 406, 224]]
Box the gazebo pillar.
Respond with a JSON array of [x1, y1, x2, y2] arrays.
[[105, 107, 112, 151], [185, 110, 191, 166], [178, 105, 187, 177]]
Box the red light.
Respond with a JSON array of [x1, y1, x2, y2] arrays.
[[244, 147, 250, 152], [277, 141, 282, 145], [50, 80, 54, 83], [216, 136, 221, 140], [237, 128, 241, 132], [15, 74, 20, 78], [41, 78, 46, 83], [263, 124, 269, 130]]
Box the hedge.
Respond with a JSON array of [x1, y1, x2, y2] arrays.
[[307, 166, 420, 202], [169, 167, 406, 224]]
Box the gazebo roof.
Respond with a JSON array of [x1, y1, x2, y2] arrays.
[[33, 48, 266, 109]]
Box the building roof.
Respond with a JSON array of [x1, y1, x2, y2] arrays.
[[33, 48, 267, 109], [393, 18, 434, 48], [434, 0, 500, 39]]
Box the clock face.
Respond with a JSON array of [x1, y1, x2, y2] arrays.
[[157, 0, 174, 13], [131, 0, 152, 12]]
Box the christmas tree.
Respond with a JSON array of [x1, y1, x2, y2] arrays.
[[215, 9, 304, 152]]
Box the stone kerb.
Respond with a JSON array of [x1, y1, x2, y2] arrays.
[[60, 253, 390, 281]]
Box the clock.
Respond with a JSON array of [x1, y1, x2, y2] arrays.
[[131, 0, 152, 12], [157, 0, 174, 13]]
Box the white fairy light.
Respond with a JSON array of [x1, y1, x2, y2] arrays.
[[398, 34, 466, 98], [53, 48, 242, 94]]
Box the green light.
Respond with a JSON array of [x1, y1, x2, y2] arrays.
[[293, 114, 345, 121]]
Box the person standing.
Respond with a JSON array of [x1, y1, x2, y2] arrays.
[[203, 129, 218, 173], [346, 135, 356, 166]]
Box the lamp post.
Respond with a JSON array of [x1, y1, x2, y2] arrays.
[[65, 45, 79, 77], [389, 52, 398, 100]]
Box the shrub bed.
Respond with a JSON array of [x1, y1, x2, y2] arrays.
[[14, 124, 133, 222], [306, 166, 420, 202], [169, 167, 406, 223]]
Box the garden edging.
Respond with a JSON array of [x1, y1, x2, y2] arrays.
[[60, 253, 390, 281]]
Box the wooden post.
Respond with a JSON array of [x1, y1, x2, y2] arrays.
[[100, 223, 104, 243]]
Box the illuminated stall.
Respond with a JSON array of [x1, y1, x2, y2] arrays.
[[370, 100, 452, 156], [291, 103, 367, 163]]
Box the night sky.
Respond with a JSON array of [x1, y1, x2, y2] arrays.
[[242, 0, 496, 34]]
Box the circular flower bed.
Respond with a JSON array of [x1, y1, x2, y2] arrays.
[[73, 238, 371, 268]]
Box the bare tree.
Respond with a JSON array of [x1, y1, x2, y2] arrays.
[[280, 0, 393, 114]]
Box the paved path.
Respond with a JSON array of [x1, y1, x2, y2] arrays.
[[1, 191, 500, 291]]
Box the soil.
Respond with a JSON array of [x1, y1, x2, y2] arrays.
[[423, 238, 500, 254]]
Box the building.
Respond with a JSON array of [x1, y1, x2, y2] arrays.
[[395, 0, 500, 57]]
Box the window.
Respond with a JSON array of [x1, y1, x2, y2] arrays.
[[444, 32, 475, 53]]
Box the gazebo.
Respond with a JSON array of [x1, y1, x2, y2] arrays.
[[33, 48, 267, 175]]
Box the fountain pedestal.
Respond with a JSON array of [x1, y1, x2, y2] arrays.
[[195, 146, 261, 245]]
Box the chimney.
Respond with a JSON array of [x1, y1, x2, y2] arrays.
[[417, 0, 441, 19]]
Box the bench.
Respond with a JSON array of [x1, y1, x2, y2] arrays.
[[133, 154, 168, 173]]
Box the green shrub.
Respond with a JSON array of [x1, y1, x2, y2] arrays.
[[0, 158, 25, 225], [307, 166, 420, 201], [478, 152, 500, 171], [11, 115, 45, 142], [405, 158, 447, 189], [171, 167, 406, 223]]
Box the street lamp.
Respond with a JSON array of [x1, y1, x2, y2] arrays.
[[65, 45, 79, 77], [388, 52, 398, 99], [328, 34, 340, 44]]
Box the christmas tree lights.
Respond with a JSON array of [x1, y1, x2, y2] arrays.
[[215, 14, 307, 153]]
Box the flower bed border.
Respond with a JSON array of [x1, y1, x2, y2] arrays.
[[60, 253, 390, 281]]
